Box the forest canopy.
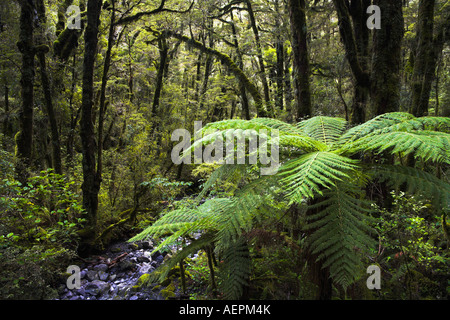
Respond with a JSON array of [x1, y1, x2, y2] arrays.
[[0, 0, 449, 301]]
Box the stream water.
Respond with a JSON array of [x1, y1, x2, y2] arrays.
[[57, 240, 176, 300]]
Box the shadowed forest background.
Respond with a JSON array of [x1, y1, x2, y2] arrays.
[[0, 0, 449, 300]]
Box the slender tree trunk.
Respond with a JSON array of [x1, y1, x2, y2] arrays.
[[36, 0, 63, 174], [410, 0, 441, 117], [370, 0, 404, 116], [16, 0, 36, 184], [230, 10, 250, 120], [275, 38, 284, 112], [333, 0, 370, 124], [288, 0, 312, 120], [152, 36, 168, 117], [37, 52, 63, 174], [79, 0, 103, 253], [245, 0, 274, 117], [97, 0, 116, 186], [284, 45, 293, 121]]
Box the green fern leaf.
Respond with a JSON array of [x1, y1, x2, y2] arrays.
[[297, 116, 347, 146], [306, 183, 376, 290], [279, 152, 359, 202], [369, 164, 450, 207], [218, 238, 251, 300], [346, 130, 450, 164]]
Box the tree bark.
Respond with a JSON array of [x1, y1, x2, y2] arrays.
[[370, 0, 404, 116], [229, 10, 250, 120], [410, 0, 437, 117], [36, 0, 63, 175], [288, 0, 312, 120], [245, 0, 274, 117], [97, 0, 116, 187], [79, 0, 103, 254], [152, 36, 168, 117], [332, 0, 370, 124], [15, 0, 36, 184]]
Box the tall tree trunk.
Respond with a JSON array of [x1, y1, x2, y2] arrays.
[[15, 0, 36, 184], [288, 0, 312, 120], [152, 36, 168, 117], [410, 0, 436, 117], [333, 0, 370, 124], [97, 0, 115, 187], [79, 0, 103, 254], [274, 0, 284, 112], [229, 10, 250, 120], [36, 0, 63, 175], [245, 0, 274, 117], [370, 0, 404, 116], [275, 38, 284, 112]]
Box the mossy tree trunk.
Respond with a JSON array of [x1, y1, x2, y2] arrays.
[[36, 0, 63, 175], [288, 0, 312, 120], [370, 0, 404, 116], [79, 0, 103, 255], [333, 0, 370, 124], [152, 36, 168, 117], [245, 0, 274, 117], [15, 0, 36, 184], [409, 0, 447, 117]]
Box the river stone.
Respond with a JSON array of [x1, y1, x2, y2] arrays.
[[98, 270, 109, 281], [86, 270, 99, 281], [94, 263, 108, 272], [118, 259, 135, 271], [85, 280, 110, 296]]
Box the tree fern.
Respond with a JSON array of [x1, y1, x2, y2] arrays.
[[130, 112, 450, 298]]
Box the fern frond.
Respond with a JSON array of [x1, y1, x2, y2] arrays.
[[187, 118, 324, 159], [214, 175, 281, 249], [194, 164, 247, 202], [345, 130, 450, 164], [369, 164, 450, 208], [279, 152, 359, 203], [297, 116, 347, 146], [338, 112, 415, 144], [218, 238, 251, 300], [338, 112, 450, 148], [250, 118, 305, 135], [306, 183, 376, 290]]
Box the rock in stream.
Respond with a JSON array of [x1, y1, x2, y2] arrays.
[[57, 241, 170, 300]]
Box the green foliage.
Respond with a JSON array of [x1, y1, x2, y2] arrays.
[[130, 112, 450, 298], [0, 245, 74, 300], [373, 191, 449, 299], [0, 169, 85, 247]]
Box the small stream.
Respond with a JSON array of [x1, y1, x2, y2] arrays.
[[57, 240, 177, 300]]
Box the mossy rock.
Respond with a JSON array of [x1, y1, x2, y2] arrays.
[[152, 285, 161, 292], [160, 283, 176, 300]]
